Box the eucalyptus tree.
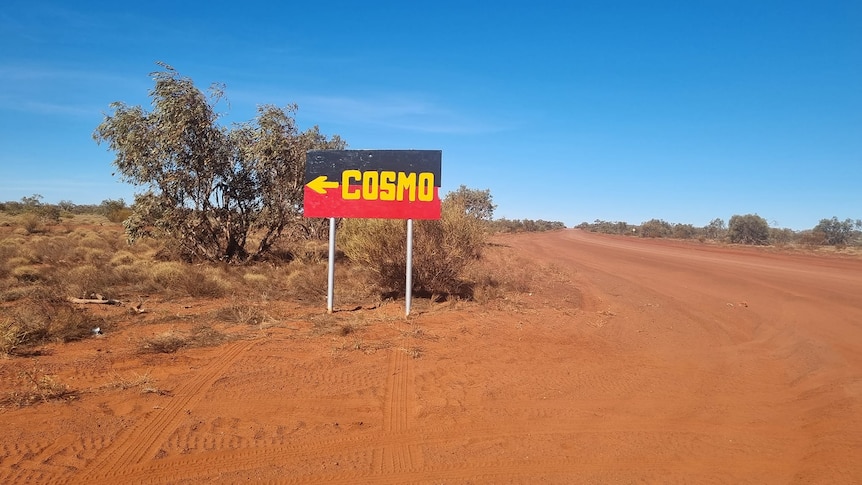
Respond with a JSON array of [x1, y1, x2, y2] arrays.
[[728, 214, 770, 245], [94, 64, 345, 262]]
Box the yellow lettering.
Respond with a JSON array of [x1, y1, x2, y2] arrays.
[[418, 172, 434, 202], [342, 170, 435, 203], [379, 171, 396, 201], [362, 171, 378, 200], [397, 172, 417, 201], [342, 170, 361, 200]]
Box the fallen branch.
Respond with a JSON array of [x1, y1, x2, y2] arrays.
[[68, 298, 122, 305]]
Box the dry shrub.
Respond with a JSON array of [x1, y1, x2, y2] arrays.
[[139, 332, 187, 354], [69, 246, 111, 266], [149, 262, 230, 297], [61, 265, 115, 299], [214, 303, 267, 325], [188, 324, 227, 347], [139, 326, 226, 354], [291, 240, 331, 264], [0, 238, 23, 259], [106, 208, 132, 224], [185, 266, 231, 297], [0, 284, 40, 303], [109, 251, 137, 266], [0, 299, 96, 354], [5, 256, 32, 272], [339, 202, 486, 299], [150, 261, 185, 287], [11, 264, 45, 283], [77, 231, 112, 251], [21, 213, 42, 234], [242, 272, 270, 290], [28, 236, 74, 265], [111, 263, 149, 289], [285, 262, 329, 300]]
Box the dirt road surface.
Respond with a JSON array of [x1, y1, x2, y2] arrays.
[[2, 230, 861, 483]]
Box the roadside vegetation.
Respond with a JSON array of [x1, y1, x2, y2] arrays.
[[0, 64, 547, 407], [0, 187, 554, 365], [577, 215, 862, 248]]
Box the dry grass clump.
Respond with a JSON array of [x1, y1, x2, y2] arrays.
[[109, 250, 137, 266], [11, 264, 46, 283], [213, 303, 267, 326], [150, 261, 185, 287], [241, 272, 271, 292], [69, 246, 111, 266], [20, 213, 44, 234], [139, 331, 187, 354], [285, 262, 329, 301], [111, 263, 150, 290], [27, 235, 75, 265], [61, 265, 115, 300], [189, 266, 232, 298], [148, 262, 230, 297], [139, 325, 226, 354], [0, 299, 98, 355]]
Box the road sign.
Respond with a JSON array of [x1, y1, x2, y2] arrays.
[[304, 150, 442, 220]]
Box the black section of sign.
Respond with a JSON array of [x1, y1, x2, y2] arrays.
[[305, 150, 442, 186]]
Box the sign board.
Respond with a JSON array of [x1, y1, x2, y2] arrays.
[[304, 150, 442, 220]]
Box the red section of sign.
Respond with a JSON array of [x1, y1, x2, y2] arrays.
[[304, 186, 441, 219]]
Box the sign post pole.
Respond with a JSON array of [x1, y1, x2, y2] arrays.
[[327, 217, 336, 313], [405, 219, 414, 317]]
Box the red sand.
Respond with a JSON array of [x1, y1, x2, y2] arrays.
[[2, 229, 861, 483]]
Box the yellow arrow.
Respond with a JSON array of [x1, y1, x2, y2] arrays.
[[306, 175, 339, 195]]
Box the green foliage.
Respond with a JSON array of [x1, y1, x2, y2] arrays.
[[444, 185, 496, 221], [100, 199, 131, 223], [812, 217, 855, 246], [639, 219, 672, 238], [769, 227, 797, 246], [0, 195, 61, 229], [94, 63, 345, 263], [704, 218, 726, 240], [339, 194, 487, 299], [576, 220, 636, 235], [728, 214, 770, 245], [672, 223, 697, 239], [491, 218, 566, 233]]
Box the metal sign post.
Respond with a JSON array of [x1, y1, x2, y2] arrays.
[[405, 219, 414, 316], [327, 217, 336, 313]]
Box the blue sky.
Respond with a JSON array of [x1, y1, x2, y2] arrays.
[[1, 1, 859, 230]]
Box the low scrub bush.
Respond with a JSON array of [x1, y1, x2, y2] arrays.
[[139, 332, 187, 354], [339, 200, 486, 299], [149, 262, 230, 297], [139, 325, 226, 354], [285, 262, 329, 300], [0, 299, 96, 354]]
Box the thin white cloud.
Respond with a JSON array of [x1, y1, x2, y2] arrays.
[[298, 93, 505, 135]]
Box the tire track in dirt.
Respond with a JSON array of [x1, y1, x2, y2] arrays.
[[374, 348, 422, 475], [74, 339, 256, 482], [78, 413, 787, 482]]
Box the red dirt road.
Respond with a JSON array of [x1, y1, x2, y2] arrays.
[[2, 230, 861, 483]]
